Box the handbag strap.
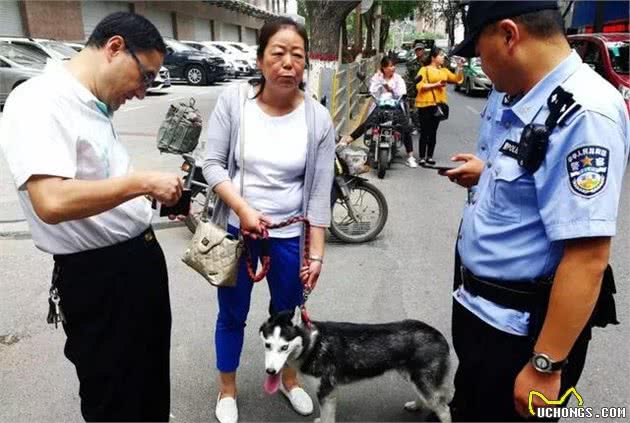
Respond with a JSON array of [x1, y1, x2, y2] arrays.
[[201, 84, 249, 222], [425, 67, 440, 105]]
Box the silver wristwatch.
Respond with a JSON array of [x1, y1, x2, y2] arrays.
[[531, 352, 567, 373]]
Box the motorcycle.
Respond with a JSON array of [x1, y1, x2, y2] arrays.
[[364, 99, 405, 179], [179, 151, 388, 243]]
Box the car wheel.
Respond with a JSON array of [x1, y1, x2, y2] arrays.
[[186, 65, 207, 85]]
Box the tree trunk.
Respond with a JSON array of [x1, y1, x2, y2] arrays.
[[363, 5, 374, 54], [354, 5, 362, 51], [379, 19, 390, 52], [341, 21, 348, 62], [305, 0, 361, 60]]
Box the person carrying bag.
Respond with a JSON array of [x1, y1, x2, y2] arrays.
[[415, 46, 463, 165]]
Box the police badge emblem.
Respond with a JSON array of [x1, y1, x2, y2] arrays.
[[566, 145, 609, 197]]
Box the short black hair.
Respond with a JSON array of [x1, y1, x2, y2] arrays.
[[487, 8, 565, 39], [86, 12, 166, 55], [512, 8, 565, 38]]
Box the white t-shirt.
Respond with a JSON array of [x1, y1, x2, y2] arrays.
[[0, 60, 152, 255], [228, 93, 308, 238]]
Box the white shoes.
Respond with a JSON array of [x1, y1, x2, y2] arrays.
[[279, 383, 314, 416], [406, 156, 419, 168], [215, 393, 238, 423]]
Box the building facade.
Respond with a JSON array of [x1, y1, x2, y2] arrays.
[[0, 0, 292, 43]]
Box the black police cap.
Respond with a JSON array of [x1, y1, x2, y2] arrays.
[[452, 1, 559, 58]]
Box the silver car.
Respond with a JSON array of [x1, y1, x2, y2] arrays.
[[0, 42, 45, 106]]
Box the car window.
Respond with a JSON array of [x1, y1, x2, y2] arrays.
[[229, 43, 245, 52], [39, 41, 78, 58], [165, 39, 196, 53], [11, 42, 49, 58], [607, 41, 629, 75], [582, 41, 604, 76], [0, 43, 47, 68], [212, 44, 227, 52], [0, 58, 9, 68]]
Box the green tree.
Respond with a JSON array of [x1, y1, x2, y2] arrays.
[[303, 0, 360, 60]]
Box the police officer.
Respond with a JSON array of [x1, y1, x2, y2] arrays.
[[441, 1, 629, 421], [405, 43, 426, 125]]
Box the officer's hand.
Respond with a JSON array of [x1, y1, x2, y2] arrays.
[[513, 362, 561, 418], [144, 172, 183, 206], [439, 154, 484, 188]]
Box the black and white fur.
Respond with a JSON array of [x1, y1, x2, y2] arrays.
[[259, 307, 452, 422]]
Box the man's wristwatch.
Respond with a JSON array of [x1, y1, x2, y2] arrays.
[[530, 352, 567, 373]]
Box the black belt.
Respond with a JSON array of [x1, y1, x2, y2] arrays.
[[459, 266, 552, 313]]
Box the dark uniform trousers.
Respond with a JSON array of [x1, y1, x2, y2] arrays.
[[450, 252, 592, 422], [54, 228, 171, 422]]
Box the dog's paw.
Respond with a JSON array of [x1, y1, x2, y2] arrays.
[[404, 400, 420, 411]]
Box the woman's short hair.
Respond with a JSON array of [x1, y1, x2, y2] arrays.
[[380, 56, 395, 71]]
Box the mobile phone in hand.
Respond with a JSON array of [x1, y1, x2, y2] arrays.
[[152, 190, 192, 217], [420, 162, 457, 171]]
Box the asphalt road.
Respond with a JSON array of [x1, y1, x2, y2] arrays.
[[1, 77, 629, 422]]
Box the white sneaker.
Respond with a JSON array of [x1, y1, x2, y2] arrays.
[[279, 383, 314, 416], [406, 156, 419, 168], [215, 393, 238, 423]]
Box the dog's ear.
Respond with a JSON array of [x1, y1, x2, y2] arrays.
[[291, 306, 303, 327]]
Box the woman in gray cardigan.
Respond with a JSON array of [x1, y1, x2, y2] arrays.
[[202, 17, 335, 423]]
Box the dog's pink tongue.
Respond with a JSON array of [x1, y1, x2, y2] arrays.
[[264, 373, 281, 395]]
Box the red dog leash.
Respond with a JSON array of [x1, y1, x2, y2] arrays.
[[240, 216, 314, 328]]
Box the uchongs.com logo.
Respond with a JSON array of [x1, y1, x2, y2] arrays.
[[529, 387, 627, 419]]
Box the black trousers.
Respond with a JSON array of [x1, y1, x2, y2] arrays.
[[351, 107, 413, 154], [54, 228, 171, 422], [417, 106, 441, 159], [450, 254, 592, 422]]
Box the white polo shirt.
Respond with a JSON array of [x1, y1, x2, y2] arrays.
[[0, 60, 152, 255]]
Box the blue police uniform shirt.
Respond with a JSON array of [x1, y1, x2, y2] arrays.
[[455, 51, 630, 336]]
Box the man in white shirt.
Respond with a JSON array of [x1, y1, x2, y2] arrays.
[[0, 12, 181, 421]]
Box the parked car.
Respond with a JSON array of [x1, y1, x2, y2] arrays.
[[0, 42, 45, 106], [0, 37, 78, 60], [181, 41, 240, 78], [568, 33, 629, 113], [163, 38, 226, 85], [147, 66, 171, 93], [224, 41, 258, 71], [456, 57, 491, 95], [207, 41, 255, 75], [64, 42, 85, 52]]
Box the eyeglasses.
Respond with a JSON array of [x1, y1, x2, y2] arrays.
[[126, 44, 155, 90]]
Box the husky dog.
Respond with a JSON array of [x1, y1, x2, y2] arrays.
[[259, 307, 452, 423]]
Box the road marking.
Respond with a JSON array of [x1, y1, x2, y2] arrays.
[[466, 105, 480, 115]]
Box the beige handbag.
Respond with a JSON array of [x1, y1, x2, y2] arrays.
[[182, 84, 249, 287]]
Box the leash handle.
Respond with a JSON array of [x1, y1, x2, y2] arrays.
[[241, 216, 311, 283]]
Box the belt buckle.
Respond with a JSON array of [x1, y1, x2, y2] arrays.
[[144, 230, 154, 243]]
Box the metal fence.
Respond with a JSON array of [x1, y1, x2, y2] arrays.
[[326, 55, 381, 135]]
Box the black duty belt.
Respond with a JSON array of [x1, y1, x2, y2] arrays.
[[459, 266, 553, 313]]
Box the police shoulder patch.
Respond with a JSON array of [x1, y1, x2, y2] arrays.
[[566, 145, 609, 197]]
